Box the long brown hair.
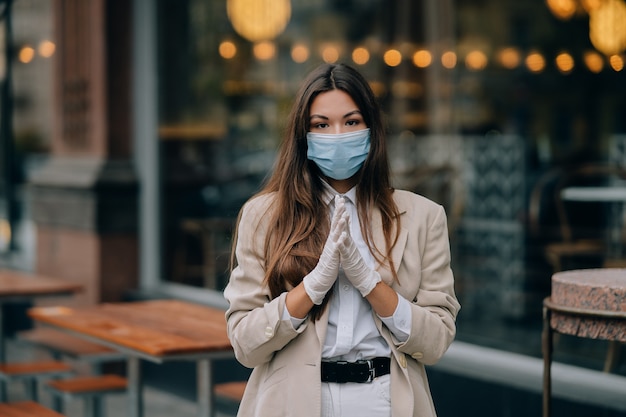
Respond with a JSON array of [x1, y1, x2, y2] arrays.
[[232, 63, 400, 319]]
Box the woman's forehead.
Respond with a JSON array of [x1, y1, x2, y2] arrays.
[[309, 90, 360, 118]]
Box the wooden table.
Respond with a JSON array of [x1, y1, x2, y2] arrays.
[[542, 268, 626, 417], [29, 299, 233, 417], [561, 186, 626, 202], [0, 270, 82, 400]]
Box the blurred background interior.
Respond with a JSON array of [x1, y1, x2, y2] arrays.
[[0, 0, 625, 415]]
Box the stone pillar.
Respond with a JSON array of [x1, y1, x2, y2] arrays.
[[28, 0, 137, 305]]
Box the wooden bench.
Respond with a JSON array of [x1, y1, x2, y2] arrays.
[[46, 374, 127, 417], [13, 328, 126, 415], [214, 380, 246, 413], [17, 328, 125, 369], [45, 375, 243, 417], [0, 400, 66, 416], [0, 361, 73, 401]]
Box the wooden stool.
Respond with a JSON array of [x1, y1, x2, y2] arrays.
[[214, 380, 246, 414], [0, 361, 73, 401], [46, 374, 127, 417], [0, 400, 66, 416]]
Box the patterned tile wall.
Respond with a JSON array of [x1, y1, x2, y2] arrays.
[[389, 135, 529, 320]]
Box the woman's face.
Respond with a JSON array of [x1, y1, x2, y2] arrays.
[[309, 89, 366, 134]]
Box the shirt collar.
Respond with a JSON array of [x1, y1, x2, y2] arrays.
[[320, 178, 357, 206]]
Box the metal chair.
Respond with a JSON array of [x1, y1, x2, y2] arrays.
[[529, 163, 626, 272]]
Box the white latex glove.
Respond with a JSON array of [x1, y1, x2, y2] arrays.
[[303, 196, 348, 305], [338, 221, 381, 297]]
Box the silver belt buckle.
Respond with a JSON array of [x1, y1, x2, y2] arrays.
[[365, 359, 375, 382]]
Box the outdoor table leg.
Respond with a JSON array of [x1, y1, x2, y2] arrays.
[[127, 356, 144, 417], [0, 303, 6, 402], [542, 304, 553, 417], [0, 302, 5, 363], [197, 358, 213, 417]]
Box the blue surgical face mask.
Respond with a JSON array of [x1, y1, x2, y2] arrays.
[[306, 128, 371, 180]]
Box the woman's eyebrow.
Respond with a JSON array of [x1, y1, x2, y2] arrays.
[[343, 110, 362, 118], [309, 110, 362, 120]]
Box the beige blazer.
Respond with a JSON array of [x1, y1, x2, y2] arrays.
[[224, 189, 460, 417]]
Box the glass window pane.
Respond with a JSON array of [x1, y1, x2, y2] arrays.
[[0, 0, 54, 269], [155, 0, 626, 373]]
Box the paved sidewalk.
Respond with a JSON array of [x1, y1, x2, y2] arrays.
[[4, 339, 236, 417]]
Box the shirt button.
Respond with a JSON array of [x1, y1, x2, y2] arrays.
[[264, 326, 273, 338], [343, 285, 350, 291]]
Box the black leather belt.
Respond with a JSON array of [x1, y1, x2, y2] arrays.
[[321, 357, 390, 383]]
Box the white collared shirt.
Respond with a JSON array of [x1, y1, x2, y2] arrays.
[[283, 181, 411, 361]]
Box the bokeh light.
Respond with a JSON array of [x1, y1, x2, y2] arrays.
[[583, 50, 604, 72], [383, 49, 402, 67], [253, 41, 276, 60], [391, 81, 423, 99], [412, 50, 432, 68], [546, 0, 577, 20], [227, 0, 291, 42], [555, 51, 575, 73], [38, 40, 55, 58], [18, 46, 35, 63], [0, 219, 11, 251], [352, 47, 370, 65], [609, 54, 624, 71], [441, 51, 457, 69], [291, 44, 309, 63], [219, 41, 237, 59], [497, 47, 521, 69], [526, 51, 546, 72], [368, 81, 386, 97], [321, 45, 340, 63], [589, 0, 626, 55], [465, 50, 488, 70]]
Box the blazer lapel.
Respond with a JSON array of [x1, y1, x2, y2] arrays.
[[372, 205, 408, 285]]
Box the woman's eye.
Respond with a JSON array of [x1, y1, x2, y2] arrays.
[[314, 123, 328, 129], [346, 120, 360, 126]]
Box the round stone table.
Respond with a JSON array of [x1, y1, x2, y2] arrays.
[[542, 268, 626, 417]]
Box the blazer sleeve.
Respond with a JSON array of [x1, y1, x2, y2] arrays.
[[397, 203, 461, 365], [224, 195, 305, 369]]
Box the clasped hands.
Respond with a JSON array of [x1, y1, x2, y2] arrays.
[[303, 195, 381, 305]]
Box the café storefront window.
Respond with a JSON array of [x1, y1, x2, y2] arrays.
[[154, 0, 626, 370], [0, 1, 54, 270]]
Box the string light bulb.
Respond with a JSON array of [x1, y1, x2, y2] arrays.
[[227, 0, 291, 42], [589, 0, 626, 55]]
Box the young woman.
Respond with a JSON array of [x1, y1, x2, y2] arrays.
[[224, 63, 460, 417]]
